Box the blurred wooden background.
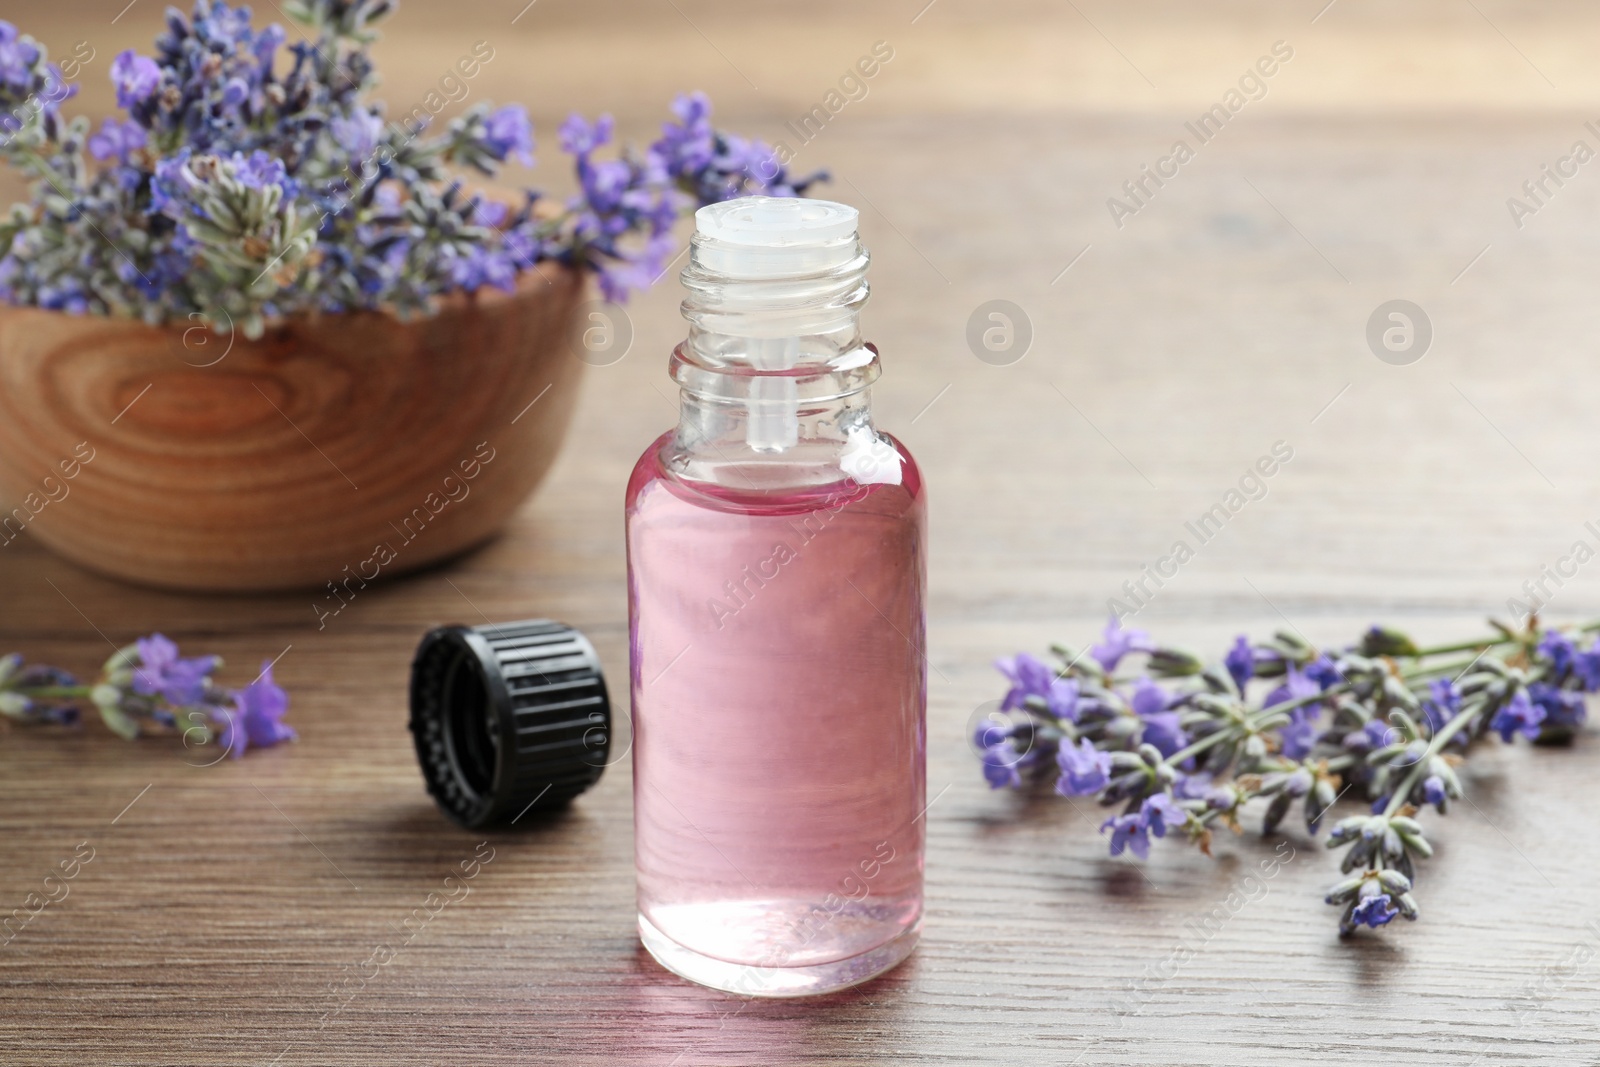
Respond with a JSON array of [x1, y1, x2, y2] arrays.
[[4, 1, 1600, 1064]]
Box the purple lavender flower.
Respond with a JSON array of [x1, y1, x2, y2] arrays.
[[1101, 794, 1181, 859], [1538, 631, 1575, 674], [1491, 690, 1545, 742], [1303, 654, 1342, 690], [499, 222, 541, 271], [131, 634, 218, 706], [1421, 677, 1461, 735], [1224, 635, 1254, 690], [330, 110, 383, 161], [221, 76, 250, 108], [1139, 712, 1187, 759], [974, 711, 1040, 790], [1528, 681, 1586, 730], [449, 244, 518, 293], [35, 277, 90, 314], [711, 133, 778, 189], [650, 92, 821, 202], [980, 744, 1023, 789], [1576, 638, 1600, 692], [559, 112, 614, 155], [1090, 618, 1154, 674], [1143, 793, 1182, 835], [997, 653, 1053, 710], [1056, 737, 1112, 796], [1281, 706, 1320, 760], [1127, 677, 1187, 756], [233, 149, 290, 190], [1344, 717, 1395, 756], [214, 661, 295, 758], [595, 233, 676, 304], [87, 118, 147, 163], [1101, 811, 1149, 858], [111, 50, 163, 109], [149, 148, 201, 216], [193, 1, 252, 50], [1349, 892, 1398, 928], [654, 90, 715, 173], [0, 23, 42, 92], [472, 198, 509, 229], [253, 21, 286, 66], [996, 653, 1078, 721], [1129, 677, 1169, 717], [1175, 771, 1237, 811], [1422, 775, 1447, 810], [483, 105, 534, 166], [1264, 665, 1320, 709], [577, 157, 636, 219]]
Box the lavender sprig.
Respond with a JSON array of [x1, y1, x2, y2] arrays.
[[0, 633, 293, 758], [977, 617, 1595, 935], [0, 1, 825, 336]]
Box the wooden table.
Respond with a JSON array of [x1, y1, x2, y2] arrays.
[[5, 2, 1600, 1063]]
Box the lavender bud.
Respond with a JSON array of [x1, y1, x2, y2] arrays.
[[1273, 630, 1312, 655], [1102, 717, 1140, 744], [1262, 791, 1292, 834], [1148, 648, 1203, 677], [1340, 840, 1375, 873], [1360, 625, 1419, 658], [1325, 876, 1364, 904], [1382, 677, 1420, 711], [1328, 816, 1366, 843], [1200, 665, 1235, 694], [1304, 785, 1334, 835], [1377, 868, 1412, 894], [1396, 829, 1433, 858], [1258, 772, 1290, 796]]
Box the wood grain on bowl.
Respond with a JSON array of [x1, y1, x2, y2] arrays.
[[0, 265, 587, 592]]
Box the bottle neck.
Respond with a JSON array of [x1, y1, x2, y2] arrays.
[[667, 221, 891, 492]]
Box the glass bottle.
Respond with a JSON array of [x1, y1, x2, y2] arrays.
[[626, 197, 927, 997]]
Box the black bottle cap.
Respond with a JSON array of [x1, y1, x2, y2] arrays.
[[409, 619, 610, 829]]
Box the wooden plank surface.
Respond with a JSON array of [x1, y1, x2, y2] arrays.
[[4, 2, 1600, 1064]]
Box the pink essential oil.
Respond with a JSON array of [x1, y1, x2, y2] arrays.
[[626, 197, 927, 996]]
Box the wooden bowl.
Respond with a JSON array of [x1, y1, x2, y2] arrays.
[[0, 266, 588, 592]]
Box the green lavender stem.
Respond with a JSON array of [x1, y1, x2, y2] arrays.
[[12, 686, 92, 700], [1408, 636, 1508, 657], [1406, 617, 1600, 658], [1382, 701, 1483, 818]]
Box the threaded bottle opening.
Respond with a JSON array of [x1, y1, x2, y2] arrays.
[[680, 196, 870, 340]]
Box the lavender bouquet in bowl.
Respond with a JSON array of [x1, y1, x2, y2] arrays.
[[0, 0, 828, 592]]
